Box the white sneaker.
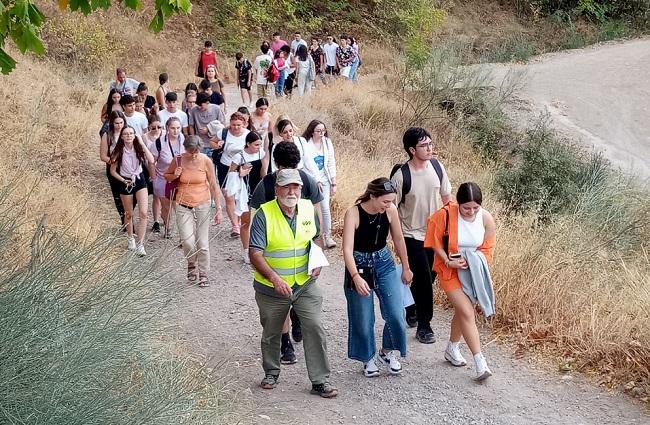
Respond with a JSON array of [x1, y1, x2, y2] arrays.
[[243, 248, 251, 264], [363, 357, 380, 377], [444, 341, 467, 367], [473, 352, 492, 381], [127, 237, 136, 251], [325, 236, 337, 249], [377, 350, 402, 375], [136, 244, 147, 257]]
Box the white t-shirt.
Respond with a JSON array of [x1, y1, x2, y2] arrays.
[[220, 130, 250, 166], [253, 54, 273, 85], [158, 109, 189, 129], [290, 39, 308, 53], [323, 43, 339, 67], [110, 78, 140, 96], [231, 148, 266, 166], [125, 111, 148, 135]]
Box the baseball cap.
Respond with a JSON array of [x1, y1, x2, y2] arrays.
[[276, 169, 303, 186]]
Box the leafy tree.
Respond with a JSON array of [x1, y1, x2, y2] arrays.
[[0, 0, 192, 74]]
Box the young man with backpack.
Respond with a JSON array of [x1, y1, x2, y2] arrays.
[[390, 127, 452, 344], [254, 43, 274, 98]]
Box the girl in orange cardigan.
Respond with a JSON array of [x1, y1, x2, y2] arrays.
[[424, 182, 496, 380]]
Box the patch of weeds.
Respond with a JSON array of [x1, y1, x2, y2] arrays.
[[480, 34, 537, 63], [597, 19, 631, 40]]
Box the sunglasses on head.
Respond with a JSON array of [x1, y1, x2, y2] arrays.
[[383, 181, 395, 192]]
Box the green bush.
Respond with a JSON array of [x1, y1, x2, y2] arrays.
[[513, 0, 650, 27], [479, 34, 537, 63], [0, 192, 228, 423]]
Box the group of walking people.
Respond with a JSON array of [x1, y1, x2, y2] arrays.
[[99, 36, 496, 398]]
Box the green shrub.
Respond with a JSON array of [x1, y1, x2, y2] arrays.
[[597, 18, 631, 40], [0, 192, 228, 423], [480, 34, 537, 63]]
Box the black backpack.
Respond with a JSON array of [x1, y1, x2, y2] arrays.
[[390, 159, 444, 205], [211, 128, 229, 164]]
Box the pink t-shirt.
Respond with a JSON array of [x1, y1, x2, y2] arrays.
[[271, 39, 288, 54]]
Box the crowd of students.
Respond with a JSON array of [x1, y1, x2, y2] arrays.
[[98, 32, 495, 398]]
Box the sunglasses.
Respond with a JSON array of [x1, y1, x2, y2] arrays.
[[383, 181, 396, 192], [149, 125, 162, 130]]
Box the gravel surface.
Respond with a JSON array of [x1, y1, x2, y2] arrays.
[[149, 226, 648, 425]]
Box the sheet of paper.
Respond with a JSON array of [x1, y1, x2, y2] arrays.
[[396, 265, 415, 307], [308, 242, 329, 274]]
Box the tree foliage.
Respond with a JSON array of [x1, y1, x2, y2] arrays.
[[0, 0, 192, 74]]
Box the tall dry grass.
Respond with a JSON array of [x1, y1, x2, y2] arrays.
[[268, 44, 650, 400]]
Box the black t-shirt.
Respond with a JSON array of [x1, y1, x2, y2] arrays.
[[235, 59, 253, 84], [249, 170, 324, 209]]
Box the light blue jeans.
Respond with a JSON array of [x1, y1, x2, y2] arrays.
[[344, 246, 407, 362], [320, 180, 332, 236], [349, 58, 360, 82], [275, 70, 286, 96]]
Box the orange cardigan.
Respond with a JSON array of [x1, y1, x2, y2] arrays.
[[423, 202, 495, 288]]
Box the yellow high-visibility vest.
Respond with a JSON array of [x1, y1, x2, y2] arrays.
[[253, 199, 316, 288]]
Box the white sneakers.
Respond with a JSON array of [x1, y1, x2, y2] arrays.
[[363, 357, 380, 377], [127, 237, 146, 256], [324, 235, 337, 249], [363, 350, 402, 377], [473, 352, 492, 381], [444, 342, 492, 381], [444, 341, 467, 367]]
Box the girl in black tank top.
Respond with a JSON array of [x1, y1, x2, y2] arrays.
[[353, 204, 390, 252], [342, 178, 414, 376]]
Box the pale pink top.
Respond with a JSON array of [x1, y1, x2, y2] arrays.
[[119, 146, 143, 181]]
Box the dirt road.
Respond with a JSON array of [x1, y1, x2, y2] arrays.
[[149, 78, 650, 425], [489, 38, 650, 178]]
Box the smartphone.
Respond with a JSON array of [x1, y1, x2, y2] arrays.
[[449, 253, 462, 260]]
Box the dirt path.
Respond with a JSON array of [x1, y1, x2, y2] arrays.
[[488, 38, 650, 178], [143, 84, 647, 424]]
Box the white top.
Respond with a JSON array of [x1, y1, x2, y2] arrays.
[[231, 148, 266, 165], [147, 135, 185, 177], [457, 208, 485, 249], [220, 130, 250, 166], [323, 43, 339, 66], [125, 111, 148, 135], [158, 109, 189, 129], [110, 78, 140, 96], [270, 136, 320, 180], [253, 54, 273, 85], [291, 39, 308, 53], [296, 57, 312, 73]]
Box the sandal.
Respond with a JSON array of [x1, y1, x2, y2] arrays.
[[187, 263, 197, 282], [198, 275, 210, 287]]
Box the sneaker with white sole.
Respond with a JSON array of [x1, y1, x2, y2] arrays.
[[136, 244, 147, 257], [127, 237, 136, 251], [363, 357, 380, 377], [325, 235, 337, 249], [444, 341, 467, 367], [377, 350, 402, 375], [473, 352, 492, 381]]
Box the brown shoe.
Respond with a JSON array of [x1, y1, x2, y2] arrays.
[[310, 382, 338, 398], [260, 374, 278, 389]]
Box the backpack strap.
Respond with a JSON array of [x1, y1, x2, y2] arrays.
[[399, 163, 411, 205], [155, 137, 162, 154], [430, 158, 444, 184], [221, 128, 228, 141]]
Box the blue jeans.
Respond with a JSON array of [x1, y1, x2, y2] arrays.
[[344, 246, 407, 362], [275, 71, 286, 96], [349, 58, 360, 82]]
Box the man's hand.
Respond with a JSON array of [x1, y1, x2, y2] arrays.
[[271, 277, 292, 298], [199, 127, 209, 136], [310, 267, 322, 279]]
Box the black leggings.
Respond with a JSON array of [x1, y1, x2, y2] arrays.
[[404, 237, 436, 327], [106, 164, 125, 225]]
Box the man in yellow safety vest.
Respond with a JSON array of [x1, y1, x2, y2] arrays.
[[249, 168, 338, 398]]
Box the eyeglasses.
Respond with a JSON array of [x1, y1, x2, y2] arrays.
[[416, 142, 434, 149], [313, 129, 325, 133]]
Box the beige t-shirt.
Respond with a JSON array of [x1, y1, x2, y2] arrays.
[[390, 160, 452, 241]]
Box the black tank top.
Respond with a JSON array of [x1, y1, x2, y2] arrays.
[[353, 204, 390, 253]]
